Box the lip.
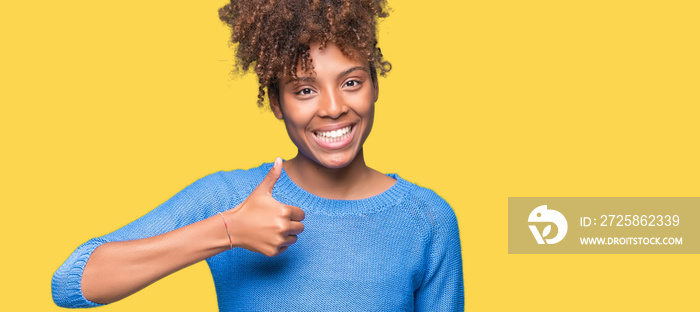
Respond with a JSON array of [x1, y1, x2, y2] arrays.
[[311, 123, 357, 150], [312, 122, 355, 133]]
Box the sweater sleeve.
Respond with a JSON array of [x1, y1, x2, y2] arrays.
[[51, 172, 232, 308], [414, 191, 464, 311]]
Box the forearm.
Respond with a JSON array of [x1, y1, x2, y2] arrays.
[[81, 213, 230, 304]]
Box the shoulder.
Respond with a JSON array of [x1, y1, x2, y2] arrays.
[[216, 162, 272, 184], [165, 162, 272, 209], [396, 176, 456, 219], [394, 176, 460, 236], [214, 162, 273, 198], [159, 162, 273, 218]]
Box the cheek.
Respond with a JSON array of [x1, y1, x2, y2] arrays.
[[357, 102, 376, 143], [364, 106, 375, 133], [280, 104, 316, 149], [349, 91, 376, 116], [282, 117, 307, 142], [359, 95, 376, 121], [285, 114, 313, 133], [280, 98, 315, 130]]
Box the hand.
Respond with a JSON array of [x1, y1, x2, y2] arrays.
[[226, 157, 305, 256]]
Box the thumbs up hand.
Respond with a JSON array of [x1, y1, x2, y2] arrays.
[[225, 157, 305, 257]]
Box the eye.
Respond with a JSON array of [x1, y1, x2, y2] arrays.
[[295, 88, 314, 96], [344, 80, 361, 88]]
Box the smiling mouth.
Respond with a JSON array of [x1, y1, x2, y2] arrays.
[[313, 125, 353, 143]]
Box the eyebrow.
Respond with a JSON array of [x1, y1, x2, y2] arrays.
[[286, 66, 369, 85], [336, 66, 369, 80]]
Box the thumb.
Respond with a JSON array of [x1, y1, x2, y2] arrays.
[[257, 157, 283, 194]]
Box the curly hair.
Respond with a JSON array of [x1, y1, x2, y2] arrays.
[[218, 0, 392, 107]]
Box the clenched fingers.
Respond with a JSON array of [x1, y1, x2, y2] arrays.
[[286, 221, 305, 235]]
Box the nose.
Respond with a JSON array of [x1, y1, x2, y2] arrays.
[[317, 89, 347, 119]]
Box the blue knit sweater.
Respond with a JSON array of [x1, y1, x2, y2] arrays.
[[52, 163, 464, 311]]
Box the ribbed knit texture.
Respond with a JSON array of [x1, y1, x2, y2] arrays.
[[52, 163, 463, 311]]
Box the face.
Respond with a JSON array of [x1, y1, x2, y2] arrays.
[[270, 43, 379, 169]]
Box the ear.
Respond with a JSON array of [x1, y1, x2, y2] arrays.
[[269, 92, 284, 120], [372, 78, 379, 103]]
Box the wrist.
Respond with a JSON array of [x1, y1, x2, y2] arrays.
[[218, 208, 243, 250], [218, 212, 233, 250]]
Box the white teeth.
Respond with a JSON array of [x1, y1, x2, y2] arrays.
[[315, 126, 352, 142]]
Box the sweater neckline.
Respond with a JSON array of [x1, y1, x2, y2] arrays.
[[267, 163, 413, 215]]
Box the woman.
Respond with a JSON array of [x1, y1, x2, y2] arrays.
[[52, 0, 463, 310]]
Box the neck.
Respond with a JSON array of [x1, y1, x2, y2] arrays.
[[283, 149, 378, 200]]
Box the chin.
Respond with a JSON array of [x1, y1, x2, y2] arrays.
[[319, 158, 352, 169], [313, 152, 357, 169]]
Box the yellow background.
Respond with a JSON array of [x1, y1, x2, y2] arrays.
[[2, 0, 698, 311]]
